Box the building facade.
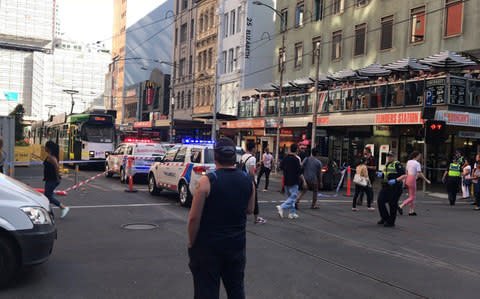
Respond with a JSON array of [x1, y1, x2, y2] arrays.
[[0, 0, 55, 117]]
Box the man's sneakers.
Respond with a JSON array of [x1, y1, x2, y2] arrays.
[[60, 207, 70, 218], [288, 213, 299, 219], [255, 217, 267, 224], [276, 205, 284, 218]]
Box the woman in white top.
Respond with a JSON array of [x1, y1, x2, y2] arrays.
[[461, 159, 472, 199], [399, 151, 431, 216], [257, 148, 274, 191]]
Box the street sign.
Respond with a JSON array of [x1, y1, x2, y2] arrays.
[[426, 90, 433, 106]]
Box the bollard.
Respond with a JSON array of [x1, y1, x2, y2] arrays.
[[345, 166, 352, 197], [124, 157, 137, 193], [75, 164, 79, 185]]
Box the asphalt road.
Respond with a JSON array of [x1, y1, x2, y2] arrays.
[[4, 166, 480, 298]]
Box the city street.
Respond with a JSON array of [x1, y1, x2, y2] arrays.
[[4, 167, 480, 298]]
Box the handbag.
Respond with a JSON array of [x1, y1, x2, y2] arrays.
[[353, 174, 368, 187]]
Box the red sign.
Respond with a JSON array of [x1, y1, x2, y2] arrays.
[[226, 119, 265, 129], [280, 128, 293, 135], [134, 121, 153, 128], [443, 112, 470, 124], [375, 112, 422, 125], [316, 116, 330, 125], [146, 86, 154, 105], [94, 117, 106, 121]]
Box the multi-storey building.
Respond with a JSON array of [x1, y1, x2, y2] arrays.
[[0, 0, 54, 117], [229, 0, 480, 177]]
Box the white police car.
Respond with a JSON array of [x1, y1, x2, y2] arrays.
[[147, 139, 244, 206], [105, 138, 171, 183]]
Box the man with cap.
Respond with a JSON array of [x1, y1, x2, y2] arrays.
[[188, 137, 255, 298], [377, 151, 406, 227], [442, 156, 462, 206]]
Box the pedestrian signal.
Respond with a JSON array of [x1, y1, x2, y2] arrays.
[[425, 120, 446, 144]]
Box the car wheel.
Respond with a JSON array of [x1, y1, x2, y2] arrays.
[[178, 182, 192, 207], [120, 168, 126, 184], [0, 235, 18, 289], [148, 174, 161, 195], [105, 164, 113, 178]]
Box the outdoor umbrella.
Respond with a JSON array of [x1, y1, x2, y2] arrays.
[[309, 73, 332, 85], [254, 82, 277, 93], [385, 57, 430, 72], [328, 69, 368, 81], [290, 77, 313, 87], [419, 50, 476, 69], [357, 63, 392, 77]]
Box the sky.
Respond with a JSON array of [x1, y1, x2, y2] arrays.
[[57, 0, 167, 50]]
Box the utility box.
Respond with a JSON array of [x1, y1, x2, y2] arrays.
[[0, 116, 15, 176]]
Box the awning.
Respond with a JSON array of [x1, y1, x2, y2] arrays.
[[385, 57, 430, 72], [357, 63, 392, 77], [420, 50, 476, 69]]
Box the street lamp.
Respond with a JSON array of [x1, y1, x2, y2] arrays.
[[63, 89, 79, 115], [45, 104, 56, 118], [253, 1, 286, 170]]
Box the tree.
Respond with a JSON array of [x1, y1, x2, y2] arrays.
[[9, 104, 25, 142]]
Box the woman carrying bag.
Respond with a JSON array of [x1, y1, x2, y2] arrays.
[[352, 158, 374, 211]]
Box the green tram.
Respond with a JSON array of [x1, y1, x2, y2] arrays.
[[43, 113, 115, 162]]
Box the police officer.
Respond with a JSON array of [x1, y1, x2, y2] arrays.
[[377, 151, 406, 227], [442, 157, 461, 205]]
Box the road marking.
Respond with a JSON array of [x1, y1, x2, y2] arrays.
[[53, 203, 172, 209]]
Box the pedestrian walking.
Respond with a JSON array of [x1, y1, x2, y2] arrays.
[[398, 151, 430, 216], [461, 159, 472, 199], [472, 154, 480, 210], [296, 148, 323, 209], [0, 137, 5, 174], [358, 147, 376, 205], [443, 157, 462, 206], [277, 144, 302, 219], [352, 158, 374, 211], [44, 141, 69, 218], [188, 137, 255, 299], [377, 151, 406, 227], [256, 148, 273, 191], [241, 143, 266, 224]]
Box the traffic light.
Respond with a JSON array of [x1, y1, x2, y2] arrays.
[[425, 120, 446, 144]]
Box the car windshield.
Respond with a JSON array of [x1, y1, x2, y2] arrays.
[[82, 125, 114, 143]]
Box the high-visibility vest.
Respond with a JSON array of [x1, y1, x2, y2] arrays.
[[384, 161, 400, 181], [448, 163, 461, 177]]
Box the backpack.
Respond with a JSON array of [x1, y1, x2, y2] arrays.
[[237, 154, 253, 173]]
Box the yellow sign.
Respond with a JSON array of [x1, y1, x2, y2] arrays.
[[14, 146, 32, 166]]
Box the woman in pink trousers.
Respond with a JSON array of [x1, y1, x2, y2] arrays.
[[399, 151, 431, 216]]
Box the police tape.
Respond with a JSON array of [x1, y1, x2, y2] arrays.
[[64, 171, 107, 192]]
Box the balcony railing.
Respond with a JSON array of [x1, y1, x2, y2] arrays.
[[238, 75, 480, 118]]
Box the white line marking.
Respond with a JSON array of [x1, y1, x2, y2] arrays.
[[53, 203, 172, 209]]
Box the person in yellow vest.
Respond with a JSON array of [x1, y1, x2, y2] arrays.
[[442, 157, 462, 206], [377, 151, 406, 227]]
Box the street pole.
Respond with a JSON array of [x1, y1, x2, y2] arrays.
[[311, 45, 320, 154], [274, 32, 285, 172], [170, 94, 175, 143]]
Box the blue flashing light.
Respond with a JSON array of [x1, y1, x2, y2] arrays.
[[182, 138, 216, 145]]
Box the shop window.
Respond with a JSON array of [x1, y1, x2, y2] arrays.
[[380, 15, 394, 50], [354, 23, 366, 56], [445, 0, 463, 37], [410, 6, 426, 43], [332, 30, 342, 61]]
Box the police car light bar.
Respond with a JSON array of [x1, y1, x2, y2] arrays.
[[124, 138, 155, 143], [182, 138, 215, 144]]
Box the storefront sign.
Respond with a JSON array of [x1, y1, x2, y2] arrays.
[[134, 121, 152, 128], [280, 128, 293, 135], [316, 116, 330, 125], [265, 118, 282, 128], [245, 18, 252, 59], [146, 81, 154, 105], [375, 112, 422, 125], [458, 131, 480, 139], [440, 111, 470, 125], [283, 116, 311, 127], [253, 129, 264, 136], [225, 119, 265, 129]]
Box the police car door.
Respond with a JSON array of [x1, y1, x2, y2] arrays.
[[171, 146, 188, 189], [111, 144, 126, 173], [157, 146, 178, 188]]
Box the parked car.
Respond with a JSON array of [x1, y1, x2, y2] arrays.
[[0, 173, 56, 288], [318, 156, 344, 191]]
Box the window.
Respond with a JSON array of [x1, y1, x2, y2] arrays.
[[228, 49, 234, 72], [355, 0, 369, 7], [174, 147, 187, 162], [182, 0, 188, 10], [190, 148, 202, 163], [191, 20, 194, 39], [223, 51, 227, 73], [175, 27, 178, 46], [237, 7, 242, 33], [180, 23, 187, 43], [380, 15, 394, 50], [210, 9, 214, 29], [278, 47, 286, 72], [445, 0, 463, 37], [163, 148, 178, 162], [354, 23, 366, 56], [314, 0, 323, 21], [332, 30, 342, 60], [312, 37, 321, 65], [294, 42, 303, 68], [189, 55, 193, 75], [410, 6, 426, 43], [179, 58, 185, 77], [333, 0, 344, 15], [208, 49, 212, 69], [224, 13, 229, 37], [187, 90, 192, 108], [280, 9, 288, 32], [199, 15, 204, 33], [295, 3, 304, 28], [197, 53, 202, 71], [181, 91, 185, 109], [235, 47, 240, 70], [177, 92, 180, 107], [203, 51, 207, 70], [230, 10, 236, 35]]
